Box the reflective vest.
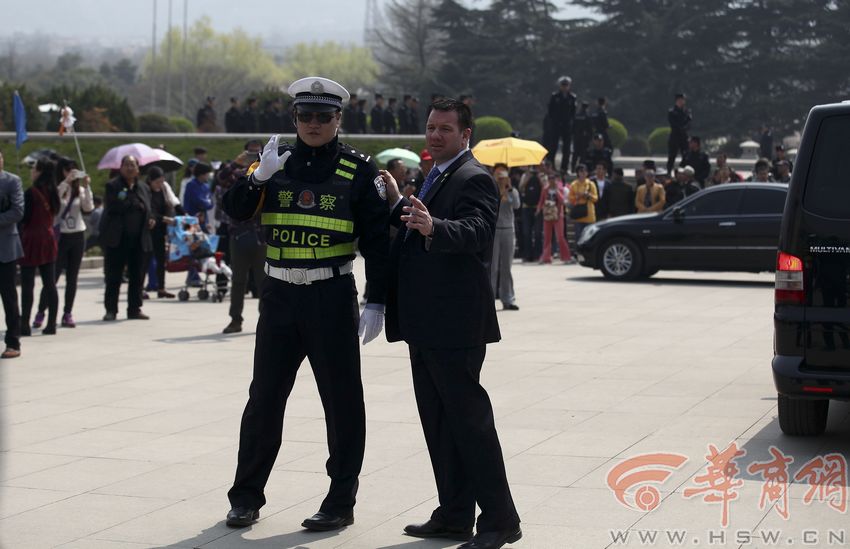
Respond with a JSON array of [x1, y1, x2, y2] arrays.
[[260, 152, 361, 268]]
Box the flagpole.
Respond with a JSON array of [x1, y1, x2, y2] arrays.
[[71, 128, 86, 173]]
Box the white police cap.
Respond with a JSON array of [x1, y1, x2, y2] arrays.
[[288, 77, 350, 112]]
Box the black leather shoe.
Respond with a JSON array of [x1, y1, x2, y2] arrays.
[[458, 527, 522, 549], [127, 311, 150, 320], [404, 519, 473, 541], [226, 506, 259, 527], [301, 511, 354, 531], [102, 312, 117, 322], [222, 320, 242, 334], [503, 303, 520, 311]]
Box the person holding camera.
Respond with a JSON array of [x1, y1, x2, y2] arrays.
[[567, 164, 598, 243], [33, 157, 93, 329], [491, 164, 520, 310]]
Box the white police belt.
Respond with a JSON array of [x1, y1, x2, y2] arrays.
[[264, 261, 353, 285]]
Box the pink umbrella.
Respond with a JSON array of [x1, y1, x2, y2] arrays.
[[97, 143, 184, 172]]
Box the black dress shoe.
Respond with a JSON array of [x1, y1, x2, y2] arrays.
[[102, 312, 117, 322], [458, 527, 522, 549], [301, 511, 354, 531], [222, 320, 242, 334], [404, 519, 473, 541], [225, 506, 259, 527], [503, 303, 520, 311], [127, 311, 150, 320]]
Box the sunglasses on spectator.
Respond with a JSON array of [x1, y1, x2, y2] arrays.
[[296, 111, 336, 124]]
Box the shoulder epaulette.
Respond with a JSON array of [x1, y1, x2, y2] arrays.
[[339, 144, 372, 164]]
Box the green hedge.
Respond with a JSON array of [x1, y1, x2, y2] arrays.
[[475, 116, 513, 141], [621, 135, 650, 157], [608, 117, 628, 149], [648, 127, 671, 154], [0, 135, 425, 197]]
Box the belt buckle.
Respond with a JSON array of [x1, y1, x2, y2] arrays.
[[288, 268, 309, 285]]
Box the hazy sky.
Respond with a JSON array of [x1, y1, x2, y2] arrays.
[[4, 0, 592, 48]]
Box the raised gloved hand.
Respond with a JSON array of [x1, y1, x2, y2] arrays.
[[251, 134, 291, 183], [358, 304, 385, 345]]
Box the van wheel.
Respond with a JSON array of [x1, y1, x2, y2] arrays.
[[778, 394, 829, 436], [600, 238, 643, 281]]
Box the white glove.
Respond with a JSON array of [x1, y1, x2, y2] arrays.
[[251, 134, 291, 183], [358, 304, 385, 345]]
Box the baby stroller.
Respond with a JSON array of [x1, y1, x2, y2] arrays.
[[166, 215, 231, 302]]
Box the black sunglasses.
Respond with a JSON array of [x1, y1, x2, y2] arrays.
[[296, 111, 336, 124]]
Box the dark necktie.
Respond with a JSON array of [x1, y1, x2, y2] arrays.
[[405, 166, 441, 240], [417, 166, 441, 200]]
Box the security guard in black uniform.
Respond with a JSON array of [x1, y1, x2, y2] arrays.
[[222, 76, 389, 532], [666, 92, 692, 175]]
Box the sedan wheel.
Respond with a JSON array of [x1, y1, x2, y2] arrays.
[[600, 238, 643, 280]]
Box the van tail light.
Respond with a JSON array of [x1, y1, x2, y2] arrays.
[[775, 251, 804, 305]]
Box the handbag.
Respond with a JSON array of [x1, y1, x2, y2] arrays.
[[542, 200, 559, 221], [569, 203, 588, 219]]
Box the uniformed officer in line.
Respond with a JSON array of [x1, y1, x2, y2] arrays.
[[222, 76, 390, 532]]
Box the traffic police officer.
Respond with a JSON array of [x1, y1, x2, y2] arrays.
[[222, 76, 389, 532]]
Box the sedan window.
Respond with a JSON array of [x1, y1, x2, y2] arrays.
[[740, 189, 787, 215], [683, 189, 744, 217]]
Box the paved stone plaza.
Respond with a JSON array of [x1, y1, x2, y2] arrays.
[[2, 261, 849, 548]]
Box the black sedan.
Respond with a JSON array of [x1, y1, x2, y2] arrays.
[[576, 183, 788, 280]]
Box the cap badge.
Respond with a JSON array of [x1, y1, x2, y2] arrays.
[[311, 81, 325, 95]]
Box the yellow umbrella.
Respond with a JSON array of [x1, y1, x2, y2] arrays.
[[472, 137, 549, 167]]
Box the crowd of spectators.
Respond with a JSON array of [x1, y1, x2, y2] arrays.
[[0, 86, 797, 356]]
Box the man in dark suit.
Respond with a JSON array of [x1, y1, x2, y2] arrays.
[[0, 151, 24, 358], [100, 155, 154, 321], [379, 98, 521, 549]]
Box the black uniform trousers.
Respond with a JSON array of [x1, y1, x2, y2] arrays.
[[556, 125, 572, 173], [667, 132, 688, 175], [410, 344, 520, 533], [104, 235, 145, 315], [228, 273, 365, 516]]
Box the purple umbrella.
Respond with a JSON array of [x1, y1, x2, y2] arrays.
[[97, 143, 184, 172]]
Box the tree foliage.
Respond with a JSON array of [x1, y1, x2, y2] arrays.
[[39, 84, 136, 132], [280, 42, 379, 93], [136, 17, 288, 120], [372, 0, 446, 98], [568, 0, 848, 137], [372, 0, 850, 144], [136, 18, 377, 122]]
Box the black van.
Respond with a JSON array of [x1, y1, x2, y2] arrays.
[[773, 101, 850, 435]]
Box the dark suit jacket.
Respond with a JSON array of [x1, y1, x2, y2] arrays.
[[99, 176, 153, 252], [386, 150, 501, 348]]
